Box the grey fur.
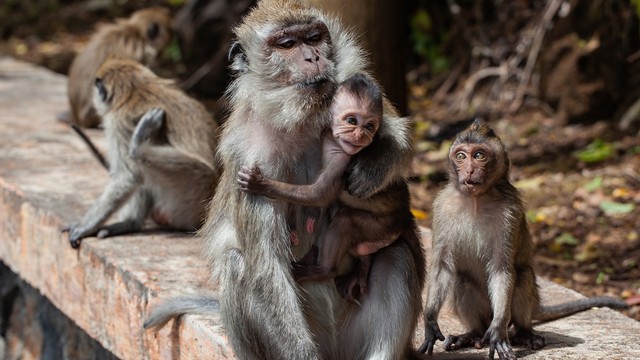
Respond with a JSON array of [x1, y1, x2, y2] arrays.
[[145, 1, 425, 359], [143, 296, 220, 329]]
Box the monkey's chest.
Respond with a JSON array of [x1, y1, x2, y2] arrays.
[[447, 212, 506, 268]]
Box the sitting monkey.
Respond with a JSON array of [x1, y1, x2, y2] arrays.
[[420, 119, 628, 359]]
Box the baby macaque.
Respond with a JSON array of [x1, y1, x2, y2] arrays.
[[420, 119, 628, 359], [238, 73, 408, 299], [65, 7, 172, 128], [66, 59, 219, 248]]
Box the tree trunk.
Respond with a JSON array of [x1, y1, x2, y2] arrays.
[[304, 0, 409, 115]]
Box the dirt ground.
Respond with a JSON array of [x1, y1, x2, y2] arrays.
[[1, 1, 638, 321]]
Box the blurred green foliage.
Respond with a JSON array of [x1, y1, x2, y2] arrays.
[[410, 8, 449, 74], [573, 139, 615, 163], [599, 201, 635, 215], [584, 176, 603, 192], [631, 0, 640, 21]]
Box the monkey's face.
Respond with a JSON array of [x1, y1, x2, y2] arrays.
[[450, 143, 496, 196], [331, 90, 379, 155], [131, 7, 173, 63], [263, 20, 334, 98]]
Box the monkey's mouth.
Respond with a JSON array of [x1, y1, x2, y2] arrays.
[[461, 180, 482, 194], [300, 77, 329, 88]]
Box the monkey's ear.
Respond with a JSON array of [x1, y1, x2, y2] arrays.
[[95, 78, 108, 103], [228, 41, 248, 73], [147, 22, 160, 40]]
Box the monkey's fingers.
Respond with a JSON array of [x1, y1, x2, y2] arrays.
[[443, 336, 463, 351], [237, 179, 250, 191], [420, 321, 445, 354], [417, 339, 434, 355], [68, 225, 99, 249], [492, 340, 516, 360]]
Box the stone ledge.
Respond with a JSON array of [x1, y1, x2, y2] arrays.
[[0, 57, 638, 359]]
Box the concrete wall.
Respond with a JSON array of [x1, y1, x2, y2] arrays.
[[1, 262, 117, 360]]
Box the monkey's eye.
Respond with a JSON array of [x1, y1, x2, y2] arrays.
[[306, 32, 322, 43], [345, 116, 357, 125], [147, 22, 160, 40], [473, 151, 486, 160], [364, 122, 375, 131], [95, 78, 108, 102], [277, 38, 296, 49], [455, 152, 466, 161]]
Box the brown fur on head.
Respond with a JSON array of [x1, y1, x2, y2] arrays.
[[93, 59, 173, 119], [449, 119, 509, 196], [337, 73, 383, 120], [67, 7, 173, 128]]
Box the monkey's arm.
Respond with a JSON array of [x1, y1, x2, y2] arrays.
[[419, 245, 450, 355], [238, 153, 350, 207], [483, 265, 517, 360], [68, 170, 139, 248], [345, 115, 413, 198]]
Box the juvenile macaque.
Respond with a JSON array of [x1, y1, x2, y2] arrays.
[[65, 7, 172, 128], [66, 59, 219, 249], [145, 1, 426, 359], [238, 73, 403, 299], [420, 119, 628, 360]]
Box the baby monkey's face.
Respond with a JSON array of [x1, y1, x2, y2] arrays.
[[331, 89, 381, 155]]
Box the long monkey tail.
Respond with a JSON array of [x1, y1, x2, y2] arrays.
[[144, 295, 220, 330], [534, 296, 628, 324], [70, 123, 109, 170]]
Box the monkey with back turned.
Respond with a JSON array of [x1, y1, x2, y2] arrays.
[[66, 59, 220, 248], [420, 119, 628, 360], [63, 7, 172, 128]]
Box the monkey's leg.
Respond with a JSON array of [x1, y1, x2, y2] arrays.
[[334, 255, 372, 302], [510, 266, 545, 350], [68, 172, 138, 248], [131, 144, 213, 175], [96, 189, 152, 238], [129, 108, 165, 157], [446, 273, 492, 352], [336, 241, 422, 359], [222, 200, 320, 360]]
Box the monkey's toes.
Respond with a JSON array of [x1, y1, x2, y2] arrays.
[[489, 339, 516, 360], [511, 331, 545, 350], [444, 333, 477, 352]]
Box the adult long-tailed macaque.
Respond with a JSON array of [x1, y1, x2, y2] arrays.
[[237, 73, 406, 300], [420, 119, 628, 360], [64, 7, 172, 128], [145, 1, 425, 359], [66, 59, 219, 249]]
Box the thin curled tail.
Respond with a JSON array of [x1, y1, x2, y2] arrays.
[[535, 296, 628, 323], [144, 295, 220, 330]]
